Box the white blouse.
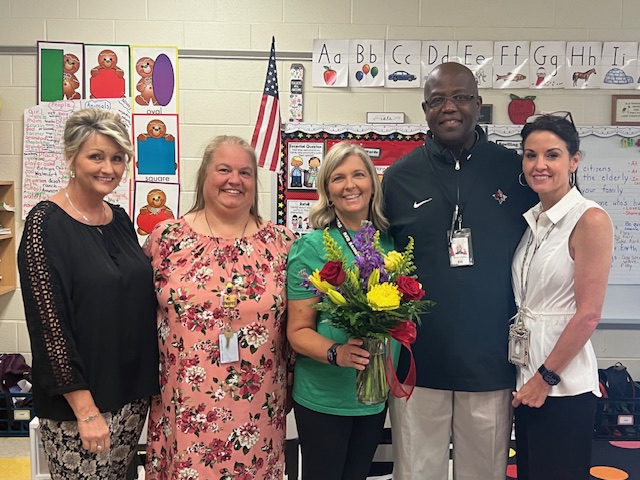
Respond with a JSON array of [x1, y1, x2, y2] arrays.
[[511, 187, 608, 397]]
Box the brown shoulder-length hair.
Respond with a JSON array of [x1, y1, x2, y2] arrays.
[[309, 141, 388, 231], [187, 135, 262, 225]]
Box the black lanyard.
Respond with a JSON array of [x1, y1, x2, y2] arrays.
[[425, 145, 482, 233], [334, 217, 359, 256]]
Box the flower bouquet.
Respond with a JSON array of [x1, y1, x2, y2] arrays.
[[305, 222, 433, 404]]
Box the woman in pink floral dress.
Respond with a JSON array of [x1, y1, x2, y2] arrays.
[[144, 136, 294, 480]]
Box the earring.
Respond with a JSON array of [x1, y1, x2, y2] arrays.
[[328, 200, 334, 207], [569, 171, 577, 187], [518, 172, 527, 187], [69, 170, 76, 179]]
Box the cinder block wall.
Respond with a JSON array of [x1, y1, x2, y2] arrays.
[[0, 0, 639, 377]]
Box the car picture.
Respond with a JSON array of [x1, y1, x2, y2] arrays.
[[388, 70, 417, 82]]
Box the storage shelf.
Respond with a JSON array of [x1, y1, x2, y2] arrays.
[[0, 181, 16, 296]]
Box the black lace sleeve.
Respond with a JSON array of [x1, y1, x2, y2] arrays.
[[18, 202, 88, 395]]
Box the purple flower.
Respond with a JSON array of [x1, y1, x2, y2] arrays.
[[353, 223, 386, 288]]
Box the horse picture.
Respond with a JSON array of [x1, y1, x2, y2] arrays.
[[573, 68, 596, 86]]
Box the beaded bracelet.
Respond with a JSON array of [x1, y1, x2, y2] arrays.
[[78, 412, 100, 423]]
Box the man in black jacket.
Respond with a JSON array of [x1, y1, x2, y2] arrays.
[[383, 62, 537, 480]]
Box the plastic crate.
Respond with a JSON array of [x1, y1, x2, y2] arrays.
[[0, 392, 34, 436], [594, 397, 640, 440]]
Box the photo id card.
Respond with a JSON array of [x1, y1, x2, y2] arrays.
[[508, 322, 530, 367], [219, 330, 240, 364], [448, 228, 474, 267]]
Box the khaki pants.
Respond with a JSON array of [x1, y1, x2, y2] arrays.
[[389, 387, 513, 480]]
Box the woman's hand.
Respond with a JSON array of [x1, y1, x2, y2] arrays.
[[336, 338, 370, 371], [512, 373, 550, 409], [77, 413, 110, 453], [63, 390, 111, 453]]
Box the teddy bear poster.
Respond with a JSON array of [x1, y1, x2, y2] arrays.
[[133, 113, 180, 184], [37, 42, 179, 115]]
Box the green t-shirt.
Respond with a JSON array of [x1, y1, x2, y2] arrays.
[[287, 226, 400, 416]]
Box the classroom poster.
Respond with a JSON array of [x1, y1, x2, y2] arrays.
[[84, 44, 131, 99]]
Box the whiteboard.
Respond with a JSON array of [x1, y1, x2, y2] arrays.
[[488, 125, 640, 327]]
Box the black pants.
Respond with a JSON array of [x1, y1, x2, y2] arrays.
[[514, 392, 597, 480], [293, 400, 387, 480]]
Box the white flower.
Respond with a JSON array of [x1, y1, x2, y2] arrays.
[[194, 265, 213, 283], [185, 365, 206, 386], [212, 388, 226, 400], [177, 467, 199, 480], [235, 422, 260, 449], [242, 323, 268, 348], [159, 317, 170, 341], [179, 237, 197, 249]]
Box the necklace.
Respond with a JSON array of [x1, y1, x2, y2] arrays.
[[204, 210, 250, 308], [65, 188, 107, 233]]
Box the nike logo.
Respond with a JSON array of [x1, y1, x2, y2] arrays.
[[413, 198, 433, 208]]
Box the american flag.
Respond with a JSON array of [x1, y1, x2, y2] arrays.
[[251, 36, 281, 172]]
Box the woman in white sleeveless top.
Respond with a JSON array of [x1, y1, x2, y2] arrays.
[[510, 112, 613, 480]]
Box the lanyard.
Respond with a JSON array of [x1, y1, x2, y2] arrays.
[[519, 223, 555, 309], [424, 144, 481, 244], [334, 217, 360, 256]]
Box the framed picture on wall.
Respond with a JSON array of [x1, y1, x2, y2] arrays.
[[611, 95, 640, 126], [478, 104, 493, 124]]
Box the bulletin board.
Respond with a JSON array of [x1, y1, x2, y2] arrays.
[[279, 123, 426, 236]]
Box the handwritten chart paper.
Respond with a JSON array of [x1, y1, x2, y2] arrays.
[[23, 98, 132, 219]]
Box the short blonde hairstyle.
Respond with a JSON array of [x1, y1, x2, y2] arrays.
[[63, 108, 134, 170]]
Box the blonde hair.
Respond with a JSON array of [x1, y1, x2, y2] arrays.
[[187, 135, 262, 224], [309, 141, 388, 231], [63, 108, 134, 169]]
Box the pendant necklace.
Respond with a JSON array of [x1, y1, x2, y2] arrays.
[[204, 211, 250, 308], [65, 188, 107, 234]]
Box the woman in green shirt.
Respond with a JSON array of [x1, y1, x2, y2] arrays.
[[287, 141, 397, 480]]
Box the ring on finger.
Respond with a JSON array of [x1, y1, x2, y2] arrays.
[[348, 353, 353, 362], [97, 445, 103, 451]]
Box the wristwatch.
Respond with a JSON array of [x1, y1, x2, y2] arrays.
[[538, 364, 561, 386], [327, 343, 341, 366]]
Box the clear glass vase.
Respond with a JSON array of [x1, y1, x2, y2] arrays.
[[356, 337, 387, 405]]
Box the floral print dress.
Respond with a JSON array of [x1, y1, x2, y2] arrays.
[[144, 218, 294, 480]]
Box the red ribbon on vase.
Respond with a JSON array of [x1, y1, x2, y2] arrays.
[[385, 320, 417, 400]]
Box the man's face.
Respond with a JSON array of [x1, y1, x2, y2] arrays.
[[422, 65, 482, 151]]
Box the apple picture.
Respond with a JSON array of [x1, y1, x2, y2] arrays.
[[508, 94, 536, 124], [323, 66, 337, 86]]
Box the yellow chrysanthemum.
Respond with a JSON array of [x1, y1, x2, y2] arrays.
[[367, 283, 401, 311], [384, 251, 403, 273], [327, 289, 348, 305], [308, 270, 333, 294]]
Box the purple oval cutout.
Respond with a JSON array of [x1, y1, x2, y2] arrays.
[[152, 54, 175, 106]]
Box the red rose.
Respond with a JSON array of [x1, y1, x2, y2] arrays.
[[319, 261, 346, 286], [397, 275, 424, 301]]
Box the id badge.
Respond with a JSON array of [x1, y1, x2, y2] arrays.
[[221, 293, 238, 308], [448, 228, 474, 267], [219, 330, 240, 364], [508, 322, 530, 367]]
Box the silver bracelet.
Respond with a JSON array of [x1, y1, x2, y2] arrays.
[[78, 412, 100, 423]]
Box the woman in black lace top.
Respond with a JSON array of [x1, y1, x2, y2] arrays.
[[18, 108, 159, 479]]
